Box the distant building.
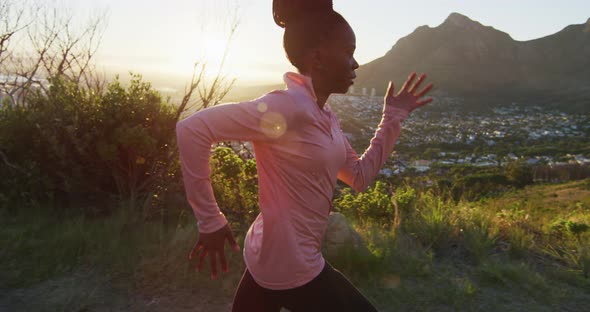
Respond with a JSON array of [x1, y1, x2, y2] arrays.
[[393, 167, 405, 174], [507, 153, 518, 161], [413, 160, 432, 172], [379, 168, 393, 177], [474, 161, 497, 167], [575, 155, 590, 164], [526, 158, 540, 165]]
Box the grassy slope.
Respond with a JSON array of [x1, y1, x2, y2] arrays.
[[1, 180, 589, 311], [349, 180, 590, 311]]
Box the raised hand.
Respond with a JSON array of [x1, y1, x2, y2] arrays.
[[385, 72, 433, 113], [189, 223, 241, 280]]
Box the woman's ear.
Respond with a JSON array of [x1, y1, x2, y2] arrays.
[[309, 47, 325, 72]]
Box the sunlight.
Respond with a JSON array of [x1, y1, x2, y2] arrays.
[[169, 32, 238, 79]]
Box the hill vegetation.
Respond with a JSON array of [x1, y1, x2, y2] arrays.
[[2, 166, 589, 310], [1, 74, 589, 310]]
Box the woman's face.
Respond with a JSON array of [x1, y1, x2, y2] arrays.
[[314, 23, 359, 95]]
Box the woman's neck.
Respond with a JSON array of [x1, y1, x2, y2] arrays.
[[299, 70, 329, 110], [313, 82, 330, 110], [316, 94, 329, 110]]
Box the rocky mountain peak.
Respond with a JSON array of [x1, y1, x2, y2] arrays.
[[355, 13, 590, 112], [443, 12, 478, 28]]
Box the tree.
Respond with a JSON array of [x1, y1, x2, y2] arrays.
[[0, 1, 244, 214], [0, 1, 108, 106], [506, 161, 533, 188]]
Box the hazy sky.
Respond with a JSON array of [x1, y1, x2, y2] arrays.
[[70, 0, 589, 86]]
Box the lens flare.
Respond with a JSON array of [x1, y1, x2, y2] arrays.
[[257, 102, 268, 113], [260, 112, 287, 139]]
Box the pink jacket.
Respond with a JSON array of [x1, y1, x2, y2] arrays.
[[176, 72, 408, 290]]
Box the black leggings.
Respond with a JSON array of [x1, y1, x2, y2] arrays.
[[232, 262, 378, 312]]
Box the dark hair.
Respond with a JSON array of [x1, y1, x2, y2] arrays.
[[273, 0, 349, 72]]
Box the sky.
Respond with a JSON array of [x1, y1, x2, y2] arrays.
[[65, 0, 589, 87]]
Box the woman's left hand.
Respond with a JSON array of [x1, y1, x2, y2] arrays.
[[385, 72, 433, 113]]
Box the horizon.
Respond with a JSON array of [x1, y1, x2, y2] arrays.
[[12, 1, 590, 92]]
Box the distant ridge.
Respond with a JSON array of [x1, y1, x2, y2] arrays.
[[355, 13, 590, 110]]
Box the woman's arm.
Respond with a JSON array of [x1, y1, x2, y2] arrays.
[[337, 73, 433, 192], [337, 105, 407, 193], [176, 91, 293, 233], [177, 91, 295, 279]]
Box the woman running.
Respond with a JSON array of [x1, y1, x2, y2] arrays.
[[176, 0, 433, 311]]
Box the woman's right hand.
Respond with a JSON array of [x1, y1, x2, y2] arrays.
[[385, 72, 433, 113], [189, 223, 241, 280]]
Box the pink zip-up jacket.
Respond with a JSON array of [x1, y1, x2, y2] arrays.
[[176, 72, 408, 290]]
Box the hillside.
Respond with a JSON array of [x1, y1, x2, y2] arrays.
[[355, 13, 590, 111], [2, 180, 589, 311]]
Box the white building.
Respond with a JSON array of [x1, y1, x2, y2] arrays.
[[413, 160, 432, 172]]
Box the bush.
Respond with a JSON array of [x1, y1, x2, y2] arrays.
[[333, 181, 396, 226], [458, 208, 498, 263], [395, 185, 417, 215], [506, 162, 533, 188], [0, 75, 178, 213], [210, 147, 259, 226], [405, 191, 455, 251], [455, 173, 511, 199]]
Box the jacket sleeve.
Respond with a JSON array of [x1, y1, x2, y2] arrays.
[[337, 104, 409, 193], [176, 91, 293, 233]]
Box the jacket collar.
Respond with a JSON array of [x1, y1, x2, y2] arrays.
[[283, 72, 318, 103]]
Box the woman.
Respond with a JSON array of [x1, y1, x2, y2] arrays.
[[176, 0, 433, 311]]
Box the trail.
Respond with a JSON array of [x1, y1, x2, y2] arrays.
[[0, 269, 234, 312]]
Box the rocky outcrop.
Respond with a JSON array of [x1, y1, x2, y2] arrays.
[[322, 212, 369, 258]]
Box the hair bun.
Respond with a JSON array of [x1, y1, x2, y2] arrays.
[[273, 0, 333, 28]]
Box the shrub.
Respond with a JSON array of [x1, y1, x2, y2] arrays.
[[506, 162, 533, 188], [0, 75, 178, 213], [458, 207, 498, 263], [455, 173, 511, 199], [333, 181, 396, 226], [210, 147, 259, 226], [404, 190, 455, 251]]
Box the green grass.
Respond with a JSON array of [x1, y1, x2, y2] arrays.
[[2, 180, 590, 311], [331, 180, 590, 311]]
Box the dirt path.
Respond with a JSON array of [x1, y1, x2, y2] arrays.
[[0, 269, 234, 312]]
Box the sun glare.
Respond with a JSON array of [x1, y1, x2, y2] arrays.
[[169, 33, 237, 79]]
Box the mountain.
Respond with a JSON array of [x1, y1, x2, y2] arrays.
[[355, 13, 590, 110]]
